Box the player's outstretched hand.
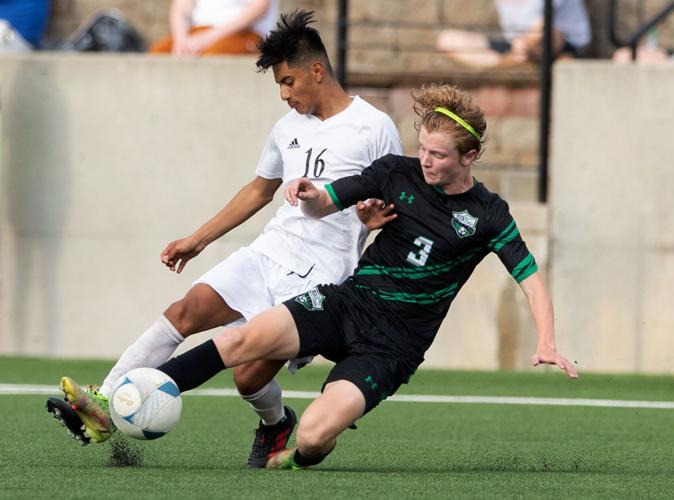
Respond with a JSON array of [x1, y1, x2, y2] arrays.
[[356, 199, 397, 230], [160, 237, 204, 274], [284, 178, 320, 206], [532, 348, 578, 379]]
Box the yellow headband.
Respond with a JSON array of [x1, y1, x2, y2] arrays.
[[433, 106, 481, 140]]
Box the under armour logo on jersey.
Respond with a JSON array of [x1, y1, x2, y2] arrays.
[[287, 138, 300, 149], [399, 191, 414, 204]]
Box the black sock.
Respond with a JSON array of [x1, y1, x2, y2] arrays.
[[293, 447, 333, 467], [157, 339, 226, 392]]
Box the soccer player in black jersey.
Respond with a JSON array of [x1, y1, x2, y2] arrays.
[[156, 83, 578, 470]]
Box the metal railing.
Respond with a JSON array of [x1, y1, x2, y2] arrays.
[[336, 0, 349, 87], [538, 0, 554, 203], [609, 0, 674, 61]]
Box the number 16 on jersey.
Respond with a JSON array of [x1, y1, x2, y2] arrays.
[[303, 148, 327, 178]]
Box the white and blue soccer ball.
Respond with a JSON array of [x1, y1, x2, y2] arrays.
[[110, 367, 182, 440]]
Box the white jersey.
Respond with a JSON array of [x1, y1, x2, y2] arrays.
[[250, 96, 402, 284]]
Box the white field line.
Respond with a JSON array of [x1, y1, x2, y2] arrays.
[[2, 383, 674, 409]]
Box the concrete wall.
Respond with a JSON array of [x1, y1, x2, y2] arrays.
[[0, 54, 287, 357], [0, 54, 544, 372], [550, 61, 674, 374]]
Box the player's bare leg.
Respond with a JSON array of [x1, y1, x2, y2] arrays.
[[157, 304, 298, 383], [164, 284, 242, 336], [157, 305, 301, 393], [234, 360, 286, 397], [266, 380, 366, 469], [210, 305, 300, 366]]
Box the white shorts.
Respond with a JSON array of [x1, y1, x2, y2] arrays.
[[194, 246, 328, 372]]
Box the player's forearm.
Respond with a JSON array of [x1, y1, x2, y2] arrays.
[[530, 293, 556, 352], [520, 272, 557, 352], [300, 190, 337, 219], [191, 180, 275, 247]]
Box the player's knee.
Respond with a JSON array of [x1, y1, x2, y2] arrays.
[[296, 415, 331, 454], [164, 299, 194, 335], [215, 327, 248, 366], [164, 293, 210, 336]]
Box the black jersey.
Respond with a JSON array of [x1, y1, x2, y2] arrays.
[[325, 154, 538, 361]]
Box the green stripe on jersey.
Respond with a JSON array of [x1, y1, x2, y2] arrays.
[[511, 253, 538, 283], [357, 249, 481, 280], [356, 282, 459, 305], [490, 220, 516, 244], [324, 184, 344, 211], [488, 220, 519, 252]]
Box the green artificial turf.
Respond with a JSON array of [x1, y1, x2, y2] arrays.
[[0, 357, 673, 499]]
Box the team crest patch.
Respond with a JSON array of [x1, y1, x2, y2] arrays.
[[451, 210, 479, 238], [294, 288, 326, 311]]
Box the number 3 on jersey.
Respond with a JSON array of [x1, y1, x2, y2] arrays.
[[407, 236, 434, 266], [303, 148, 327, 178]]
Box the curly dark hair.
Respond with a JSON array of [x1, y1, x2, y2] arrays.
[[256, 10, 332, 73]]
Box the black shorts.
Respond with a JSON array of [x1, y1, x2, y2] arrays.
[[284, 284, 416, 414]]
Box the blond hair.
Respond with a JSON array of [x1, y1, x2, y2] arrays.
[[412, 84, 486, 158]]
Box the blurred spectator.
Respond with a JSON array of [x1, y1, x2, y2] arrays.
[[612, 29, 672, 64], [0, 0, 50, 51], [437, 0, 591, 67], [150, 0, 278, 56]]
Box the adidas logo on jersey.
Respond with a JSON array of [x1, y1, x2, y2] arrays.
[[287, 138, 300, 149]]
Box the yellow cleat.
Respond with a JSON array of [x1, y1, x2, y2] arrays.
[[59, 376, 114, 444]]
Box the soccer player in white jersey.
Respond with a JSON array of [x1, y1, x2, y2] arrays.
[[47, 10, 402, 467]]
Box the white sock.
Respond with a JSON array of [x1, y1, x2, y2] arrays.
[[240, 379, 284, 426], [99, 315, 184, 397]]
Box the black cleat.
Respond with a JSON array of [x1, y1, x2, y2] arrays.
[[247, 406, 297, 468], [46, 397, 91, 446]]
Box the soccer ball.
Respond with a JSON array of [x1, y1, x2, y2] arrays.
[[110, 367, 182, 440]]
